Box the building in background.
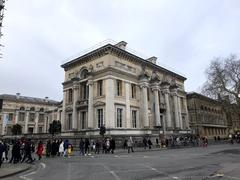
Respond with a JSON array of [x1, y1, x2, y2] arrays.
[[0, 93, 60, 136], [187, 92, 228, 138], [61, 40, 190, 138]]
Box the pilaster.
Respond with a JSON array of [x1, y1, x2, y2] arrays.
[[72, 82, 79, 130], [105, 78, 115, 128], [87, 79, 94, 128], [125, 82, 131, 128], [162, 84, 172, 129], [34, 112, 39, 133], [151, 83, 161, 127], [24, 111, 29, 134]]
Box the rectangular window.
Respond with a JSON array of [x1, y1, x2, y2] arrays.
[[28, 127, 34, 134], [116, 80, 122, 96], [38, 127, 43, 133], [8, 113, 13, 121], [97, 80, 103, 96], [29, 113, 35, 122], [117, 108, 123, 127], [68, 114, 72, 130], [131, 84, 136, 98], [19, 112, 25, 121], [81, 111, 86, 129], [97, 109, 103, 128], [39, 114, 44, 122], [82, 82, 89, 99], [68, 89, 73, 103], [132, 110, 137, 128], [147, 88, 150, 101]]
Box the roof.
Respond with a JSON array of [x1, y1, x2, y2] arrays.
[[0, 94, 60, 106], [187, 92, 221, 104], [61, 41, 186, 81]]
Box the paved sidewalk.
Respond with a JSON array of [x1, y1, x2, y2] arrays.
[[0, 163, 31, 178]]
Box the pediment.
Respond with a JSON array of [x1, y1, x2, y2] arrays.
[[94, 101, 105, 107]]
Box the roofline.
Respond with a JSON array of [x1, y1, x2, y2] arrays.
[[61, 44, 187, 81], [187, 92, 221, 104]]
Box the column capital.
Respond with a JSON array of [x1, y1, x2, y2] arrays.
[[140, 82, 149, 89], [87, 79, 94, 86], [151, 84, 160, 91]]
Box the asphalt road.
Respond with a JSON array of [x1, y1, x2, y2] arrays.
[[5, 144, 240, 180]]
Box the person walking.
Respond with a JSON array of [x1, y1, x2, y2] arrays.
[[36, 141, 44, 160], [0, 141, 4, 168], [127, 137, 134, 153], [143, 137, 147, 149], [84, 139, 90, 155], [59, 141, 64, 156], [63, 140, 69, 157], [79, 138, 85, 156], [95, 139, 100, 154], [46, 140, 52, 157], [110, 138, 115, 154], [147, 138, 152, 149]]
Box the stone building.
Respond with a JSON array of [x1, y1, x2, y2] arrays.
[[0, 93, 60, 136], [61, 41, 190, 138], [186, 92, 228, 138]]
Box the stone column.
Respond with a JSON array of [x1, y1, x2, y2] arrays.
[[15, 111, 19, 124], [163, 85, 172, 129], [34, 112, 39, 133], [152, 84, 161, 126], [172, 89, 180, 128], [24, 111, 29, 134], [140, 82, 149, 127], [87, 79, 94, 128], [178, 96, 183, 129], [125, 82, 131, 128], [61, 89, 67, 132], [1, 113, 7, 135], [72, 82, 79, 130], [105, 78, 115, 128], [183, 98, 190, 129]]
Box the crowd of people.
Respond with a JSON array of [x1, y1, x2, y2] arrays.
[[1, 134, 239, 168]]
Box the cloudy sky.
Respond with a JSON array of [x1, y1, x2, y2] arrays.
[[0, 0, 240, 101]]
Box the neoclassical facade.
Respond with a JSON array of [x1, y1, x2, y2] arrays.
[[61, 41, 190, 137], [0, 93, 60, 136]]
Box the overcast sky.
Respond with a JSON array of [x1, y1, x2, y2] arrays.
[[0, 0, 240, 101]]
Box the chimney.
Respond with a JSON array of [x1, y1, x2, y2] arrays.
[[45, 97, 49, 102], [115, 41, 127, 50], [146, 56, 157, 64], [16, 93, 20, 99]]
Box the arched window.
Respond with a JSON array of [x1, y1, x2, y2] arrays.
[[20, 107, 25, 111], [30, 107, 35, 111], [39, 108, 44, 112], [81, 69, 88, 79]]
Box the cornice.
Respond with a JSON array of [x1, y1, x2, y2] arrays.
[[61, 44, 186, 81]]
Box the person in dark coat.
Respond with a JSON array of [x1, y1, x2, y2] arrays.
[[110, 138, 116, 154], [21, 140, 34, 163], [46, 140, 52, 157], [9, 140, 21, 164], [143, 137, 147, 149], [0, 141, 4, 168], [3, 142, 9, 161], [84, 139, 90, 155], [63, 140, 69, 157], [79, 138, 85, 156], [51, 140, 58, 157], [147, 138, 152, 149], [95, 139, 100, 154]]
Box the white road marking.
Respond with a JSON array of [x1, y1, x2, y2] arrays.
[[143, 165, 181, 180], [40, 162, 46, 169], [102, 164, 121, 180], [20, 162, 46, 180]]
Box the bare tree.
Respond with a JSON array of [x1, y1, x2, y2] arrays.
[[202, 54, 240, 107]]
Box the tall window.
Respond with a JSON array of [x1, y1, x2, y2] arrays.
[[29, 113, 35, 122], [132, 110, 137, 128], [68, 114, 72, 130], [8, 113, 13, 121], [131, 84, 136, 98], [97, 109, 103, 128], [81, 111, 86, 129], [147, 88, 150, 101], [39, 114, 44, 123], [19, 112, 25, 121], [116, 80, 122, 96], [82, 82, 88, 99], [68, 89, 73, 103], [97, 80, 103, 96], [117, 108, 123, 127]]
